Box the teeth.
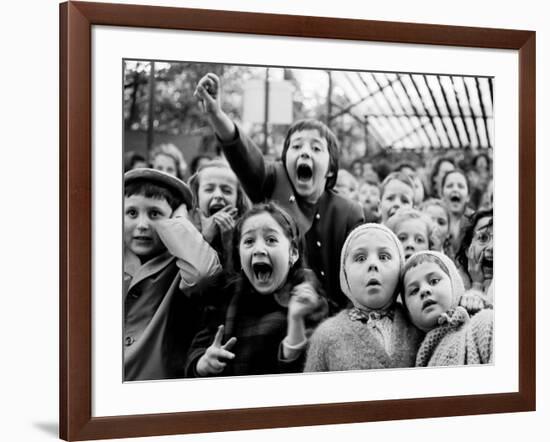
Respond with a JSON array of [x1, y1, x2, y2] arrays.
[[253, 263, 272, 282]]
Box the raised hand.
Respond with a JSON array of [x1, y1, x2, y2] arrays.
[[194, 73, 222, 116], [193, 73, 236, 142], [288, 282, 322, 321], [196, 325, 237, 376], [467, 244, 485, 289], [202, 205, 238, 243]]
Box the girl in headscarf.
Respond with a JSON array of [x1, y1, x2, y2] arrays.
[[305, 224, 423, 372], [401, 251, 493, 367]]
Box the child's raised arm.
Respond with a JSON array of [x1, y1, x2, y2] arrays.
[[155, 215, 221, 290], [195, 73, 272, 203], [194, 73, 236, 142]]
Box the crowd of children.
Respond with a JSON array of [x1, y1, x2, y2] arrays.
[[122, 72, 494, 381]]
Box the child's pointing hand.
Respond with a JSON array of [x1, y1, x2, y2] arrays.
[[196, 325, 237, 376], [194, 73, 222, 116]]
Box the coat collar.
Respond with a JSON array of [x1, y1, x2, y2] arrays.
[[125, 249, 175, 291]]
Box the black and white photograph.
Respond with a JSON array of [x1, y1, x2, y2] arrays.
[[123, 60, 494, 382]]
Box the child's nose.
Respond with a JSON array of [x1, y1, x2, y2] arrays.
[[367, 261, 379, 271], [136, 215, 150, 229], [420, 285, 431, 297], [252, 242, 267, 255]]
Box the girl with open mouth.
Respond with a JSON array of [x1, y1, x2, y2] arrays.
[[188, 160, 251, 271], [305, 224, 422, 372], [194, 72, 365, 314], [185, 203, 327, 377], [441, 170, 473, 258]]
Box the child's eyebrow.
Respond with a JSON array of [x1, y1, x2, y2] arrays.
[[475, 220, 493, 231]]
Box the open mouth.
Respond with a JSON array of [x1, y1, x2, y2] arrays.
[[366, 277, 381, 287], [421, 299, 437, 310], [449, 195, 461, 203], [481, 256, 493, 277], [208, 202, 226, 215], [252, 262, 273, 283], [296, 164, 313, 183]]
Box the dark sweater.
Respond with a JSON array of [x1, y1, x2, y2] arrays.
[[185, 270, 327, 377]]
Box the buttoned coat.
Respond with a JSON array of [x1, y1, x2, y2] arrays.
[[124, 252, 201, 381], [222, 127, 365, 313]]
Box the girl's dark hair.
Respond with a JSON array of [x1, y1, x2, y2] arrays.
[[394, 162, 417, 173], [441, 168, 471, 194], [281, 119, 339, 190], [429, 156, 456, 196], [124, 179, 182, 211], [232, 202, 304, 281], [187, 160, 251, 216], [189, 154, 213, 175], [455, 208, 493, 273], [124, 151, 147, 172]]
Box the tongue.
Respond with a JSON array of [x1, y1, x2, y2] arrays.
[[257, 271, 271, 283]]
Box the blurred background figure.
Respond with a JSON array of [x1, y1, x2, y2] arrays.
[[124, 151, 148, 172], [333, 169, 359, 202], [150, 143, 187, 180]]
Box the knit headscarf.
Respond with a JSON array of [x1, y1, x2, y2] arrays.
[[403, 251, 471, 365], [401, 250, 465, 309], [339, 223, 405, 306]]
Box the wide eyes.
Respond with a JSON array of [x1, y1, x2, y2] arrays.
[[352, 252, 391, 262], [126, 208, 137, 218], [475, 231, 492, 244]]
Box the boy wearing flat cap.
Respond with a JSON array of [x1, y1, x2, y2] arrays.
[[124, 168, 221, 381]]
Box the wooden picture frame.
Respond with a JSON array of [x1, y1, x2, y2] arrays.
[[60, 1, 536, 440]]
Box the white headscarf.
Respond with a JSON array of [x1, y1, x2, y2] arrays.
[[339, 223, 405, 303]]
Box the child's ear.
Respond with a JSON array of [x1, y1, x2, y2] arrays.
[[289, 245, 299, 267]]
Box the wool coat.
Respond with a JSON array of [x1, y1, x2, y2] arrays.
[[124, 217, 221, 381], [415, 307, 494, 367], [221, 127, 365, 313], [304, 303, 423, 372]]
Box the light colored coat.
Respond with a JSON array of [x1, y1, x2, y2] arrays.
[[305, 303, 422, 372]]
